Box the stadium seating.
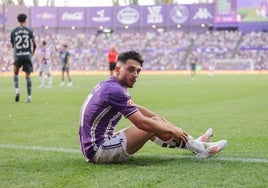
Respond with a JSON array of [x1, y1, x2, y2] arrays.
[[0, 30, 267, 72]]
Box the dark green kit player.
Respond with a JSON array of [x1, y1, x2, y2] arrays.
[[10, 13, 36, 103]]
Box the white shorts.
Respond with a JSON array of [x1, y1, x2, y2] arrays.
[[92, 131, 132, 163], [39, 64, 51, 73]]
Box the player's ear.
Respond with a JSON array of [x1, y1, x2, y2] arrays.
[[116, 65, 121, 70], [115, 62, 122, 71], [114, 64, 121, 75]]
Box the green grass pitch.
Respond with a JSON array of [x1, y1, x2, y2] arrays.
[[1, 74, 268, 187]]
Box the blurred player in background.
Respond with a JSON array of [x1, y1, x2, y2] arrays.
[[38, 40, 53, 88], [56, 44, 72, 86], [10, 13, 36, 103], [107, 46, 118, 76], [189, 53, 198, 80], [79, 50, 227, 163]]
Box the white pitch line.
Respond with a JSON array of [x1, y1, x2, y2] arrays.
[[136, 154, 268, 163], [1, 144, 268, 163], [0, 144, 80, 153]]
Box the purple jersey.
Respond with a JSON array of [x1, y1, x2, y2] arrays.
[[40, 47, 51, 65], [79, 76, 138, 160]]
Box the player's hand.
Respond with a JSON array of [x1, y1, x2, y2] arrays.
[[173, 127, 188, 143]]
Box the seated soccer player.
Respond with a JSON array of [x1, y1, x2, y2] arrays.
[[79, 50, 227, 163]]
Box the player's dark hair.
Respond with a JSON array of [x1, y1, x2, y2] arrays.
[[42, 41, 47, 46], [117, 50, 144, 67], [17, 13, 27, 23]]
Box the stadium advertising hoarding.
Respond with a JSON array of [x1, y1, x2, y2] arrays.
[[237, 0, 268, 22], [87, 4, 214, 28], [189, 3, 214, 25], [31, 7, 57, 27], [140, 5, 168, 27], [0, 4, 217, 29], [87, 7, 113, 27], [168, 4, 191, 26], [115, 5, 141, 27], [0, 4, 6, 24], [1, 3, 268, 31], [214, 0, 237, 23], [4, 5, 30, 27], [58, 7, 86, 27]]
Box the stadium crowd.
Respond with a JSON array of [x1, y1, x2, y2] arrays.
[[0, 30, 267, 72]]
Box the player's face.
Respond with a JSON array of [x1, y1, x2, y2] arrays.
[[115, 59, 142, 88]]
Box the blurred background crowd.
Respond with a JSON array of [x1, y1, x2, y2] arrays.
[[0, 29, 267, 72]]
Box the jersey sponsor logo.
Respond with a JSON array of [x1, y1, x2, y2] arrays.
[[92, 9, 111, 23], [170, 5, 189, 24], [193, 8, 213, 20], [117, 7, 140, 25], [146, 6, 163, 24], [61, 12, 84, 21], [16, 51, 31, 56]]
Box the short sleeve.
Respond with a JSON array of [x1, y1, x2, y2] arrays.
[[107, 85, 138, 118]]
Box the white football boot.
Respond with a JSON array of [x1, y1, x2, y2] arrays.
[[67, 82, 73, 87], [196, 128, 213, 142], [195, 139, 227, 159], [186, 138, 206, 154]]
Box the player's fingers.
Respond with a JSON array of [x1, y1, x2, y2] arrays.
[[179, 130, 188, 142], [183, 134, 188, 143], [183, 131, 188, 137], [177, 133, 186, 143]]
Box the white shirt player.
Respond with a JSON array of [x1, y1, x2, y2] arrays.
[[39, 45, 52, 73], [38, 42, 53, 88]]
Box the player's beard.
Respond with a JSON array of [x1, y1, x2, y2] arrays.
[[118, 79, 133, 88], [128, 77, 137, 88], [117, 73, 137, 88]]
